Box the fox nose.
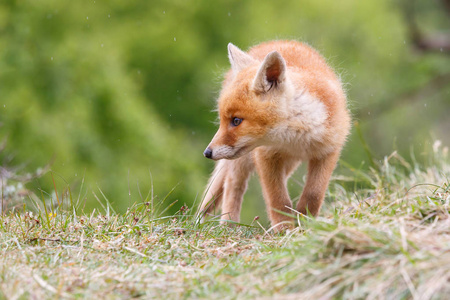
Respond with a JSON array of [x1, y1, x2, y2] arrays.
[[203, 147, 213, 159]]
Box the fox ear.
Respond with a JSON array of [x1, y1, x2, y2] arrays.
[[228, 43, 257, 73], [252, 51, 287, 93]]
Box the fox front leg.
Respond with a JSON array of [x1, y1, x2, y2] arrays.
[[254, 149, 295, 232], [220, 156, 254, 224], [297, 151, 340, 216]]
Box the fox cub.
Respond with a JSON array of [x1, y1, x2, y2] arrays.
[[199, 40, 350, 231]]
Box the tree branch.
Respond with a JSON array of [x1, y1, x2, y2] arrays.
[[403, 0, 450, 54]]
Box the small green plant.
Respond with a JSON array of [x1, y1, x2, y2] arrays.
[[0, 143, 48, 215]]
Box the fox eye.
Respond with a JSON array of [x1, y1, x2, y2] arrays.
[[231, 117, 243, 127]]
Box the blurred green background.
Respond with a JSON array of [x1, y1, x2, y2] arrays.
[[1, 0, 449, 223]]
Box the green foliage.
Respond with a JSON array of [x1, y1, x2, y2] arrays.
[[0, 0, 449, 216]]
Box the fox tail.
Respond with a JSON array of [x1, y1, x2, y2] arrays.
[[197, 160, 228, 222]]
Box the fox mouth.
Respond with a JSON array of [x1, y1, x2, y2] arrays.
[[205, 144, 252, 160], [231, 145, 251, 159]]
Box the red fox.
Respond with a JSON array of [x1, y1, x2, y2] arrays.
[[199, 40, 351, 232]]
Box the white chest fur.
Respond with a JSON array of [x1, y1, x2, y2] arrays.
[[266, 90, 330, 159]]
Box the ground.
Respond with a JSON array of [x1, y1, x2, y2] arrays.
[[1, 149, 449, 299]]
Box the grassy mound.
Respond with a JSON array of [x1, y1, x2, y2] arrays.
[[1, 145, 449, 299]]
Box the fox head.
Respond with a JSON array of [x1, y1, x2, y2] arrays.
[[204, 43, 293, 160]]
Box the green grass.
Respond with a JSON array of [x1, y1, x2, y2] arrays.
[[0, 145, 449, 299]]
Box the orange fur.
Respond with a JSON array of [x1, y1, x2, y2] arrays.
[[199, 40, 351, 232]]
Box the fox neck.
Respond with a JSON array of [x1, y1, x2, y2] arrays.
[[264, 85, 329, 156]]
